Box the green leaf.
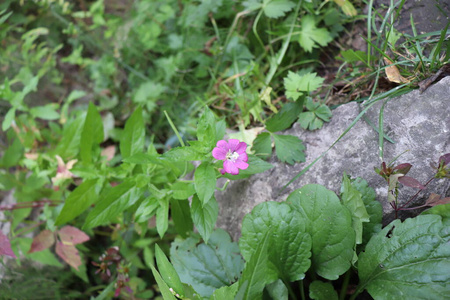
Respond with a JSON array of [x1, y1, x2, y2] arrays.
[[171, 199, 193, 238], [340, 49, 368, 64], [194, 162, 216, 205], [197, 107, 216, 149], [170, 229, 244, 298], [171, 182, 196, 200], [19, 238, 62, 267], [298, 15, 333, 52], [80, 103, 104, 163], [210, 283, 238, 299], [30, 104, 60, 120], [162, 146, 205, 161], [156, 198, 169, 238], [134, 197, 159, 223], [263, 0, 295, 18], [287, 184, 355, 280], [351, 178, 382, 247], [266, 280, 288, 300], [120, 106, 145, 159], [298, 98, 332, 130], [358, 215, 450, 299], [309, 281, 338, 300], [149, 264, 178, 300], [55, 179, 99, 225], [155, 244, 185, 298], [341, 174, 370, 245], [2, 108, 15, 131], [422, 203, 450, 220], [56, 114, 85, 159], [273, 134, 305, 165], [222, 155, 273, 180], [1, 138, 23, 168], [265, 100, 303, 132], [284, 71, 324, 101], [83, 180, 142, 229], [251, 132, 272, 160], [235, 231, 277, 300], [240, 201, 312, 281], [190, 195, 218, 243]]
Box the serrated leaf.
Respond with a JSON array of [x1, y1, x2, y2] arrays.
[[287, 184, 355, 280], [156, 198, 169, 238], [235, 231, 277, 300], [171, 199, 193, 238], [58, 226, 90, 245], [309, 281, 338, 300], [170, 229, 244, 298], [284, 72, 324, 101], [194, 162, 216, 206], [273, 134, 305, 165], [299, 15, 333, 52], [190, 195, 218, 243], [341, 175, 370, 245], [222, 155, 273, 180], [298, 98, 332, 130], [265, 101, 303, 132], [240, 201, 312, 282], [263, 0, 295, 18], [83, 180, 142, 229], [251, 132, 272, 160], [56, 114, 84, 159], [155, 244, 185, 298], [55, 179, 99, 225], [358, 215, 450, 299], [171, 182, 196, 200], [80, 102, 104, 163], [210, 283, 238, 299], [120, 106, 145, 159], [28, 230, 55, 253]]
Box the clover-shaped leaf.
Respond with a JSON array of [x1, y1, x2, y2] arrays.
[[298, 97, 332, 130]]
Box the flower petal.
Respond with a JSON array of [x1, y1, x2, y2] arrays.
[[234, 159, 249, 170], [212, 147, 227, 160], [227, 139, 240, 152], [239, 152, 248, 162], [216, 140, 229, 150], [223, 160, 239, 175], [235, 142, 247, 154]]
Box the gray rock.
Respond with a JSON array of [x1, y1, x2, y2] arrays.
[[216, 77, 450, 242]]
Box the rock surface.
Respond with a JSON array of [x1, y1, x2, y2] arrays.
[[216, 77, 450, 242]]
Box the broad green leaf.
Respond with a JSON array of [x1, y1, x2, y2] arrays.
[[1, 138, 23, 168], [287, 184, 355, 280], [197, 107, 216, 148], [55, 114, 85, 159], [83, 180, 142, 229], [162, 146, 205, 161], [171, 199, 193, 238], [30, 104, 60, 120], [422, 203, 450, 220], [80, 102, 104, 163], [210, 283, 238, 299], [298, 98, 332, 130], [171, 182, 196, 200], [155, 244, 185, 298], [351, 178, 382, 247], [120, 106, 145, 159], [284, 71, 324, 100], [240, 201, 311, 282], [2, 108, 15, 131], [358, 215, 450, 299], [341, 174, 370, 245], [194, 162, 216, 206], [156, 198, 169, 238], [266, 279, 288, 300], [150, 264, 177, 300], [190, 195, 218, 243], [222, 155, 273, 180], [340, 49, 368, 64], [251, 132, 272, 160], [215, 119, 226, 141], [273, 134, 305, 165], [298, 15, 332, 52], [56, 179, 99, 225], [170, 229, 244, 298], [309, 281, 338, 300], [235, 231, 277, 300], [265, 100, 303, 132], [263, 0, 295, 18]]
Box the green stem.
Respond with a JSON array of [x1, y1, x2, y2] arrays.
[[299, 280, 306, 300], [283, 279, 298, 300], [339, 270, 351, 300], [216, 179, 230, 191], [164, 110, 185, 147]]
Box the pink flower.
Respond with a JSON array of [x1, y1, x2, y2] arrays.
[[212, 139, 249, 175]]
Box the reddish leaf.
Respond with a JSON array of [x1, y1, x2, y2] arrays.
[[425, 193, 450, 207], [55, 241, 82, 270], [393, 163, 412, 175], [28, 230, 55, 253], [398, 176, 425, 189], [58, 226, 89, 245], [0, 231, 16, 258], [439, 153, 450, 167]]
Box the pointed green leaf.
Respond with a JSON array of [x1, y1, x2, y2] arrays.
[[358, 215, 450, 299], [194, 162, 216, 205], [2, 108, 15, 131], [287, 184, 355, 280], [240, 201, 312, 282], [120, 106, 145, 159], [197, 107, 216, 148], [55, 179, 99, 225], [210, 283, 238, 299], [150, 264, 177, 300], [171, 199, 193, 238], [265, 101, 303, 133], [80, 103, 104, 163], [171, 182, 196, 200], [155, 244, 185, 298], [309, 281, 338, 300], [284, 71, 324, 101], [134, 197, 159, 223], [190, 195, 218, 243], [298, 15, 332, 52], [273, 134, 305, 165], [156, 198, 169, 238], [56, 114, 85, 159]]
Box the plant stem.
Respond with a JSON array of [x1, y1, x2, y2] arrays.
[[299, 280, 306, 300], [283, 279, 298, 300], [164, 110, 185, 147], [339, 270, 351, 300], [398, 176, 435, 209]]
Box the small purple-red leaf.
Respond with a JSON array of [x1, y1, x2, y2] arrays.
[[393, 163, 412, 175], [28, 230, 55, 253], [425, 193, 450, 207], [398, 176, 425, 189], [438, 153, 450, 167], [55, 241, 82, 270], [58, 226, 89, 245], [0, 231, 16, 258]]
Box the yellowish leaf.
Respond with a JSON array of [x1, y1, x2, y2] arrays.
[[332, 0, 357, 16], [384, 57, 409, 83]]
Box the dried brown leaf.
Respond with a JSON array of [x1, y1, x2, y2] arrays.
[[384, 57, 409, 84], [28, 230, 55, 253], [425, 193, 450, 207]]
